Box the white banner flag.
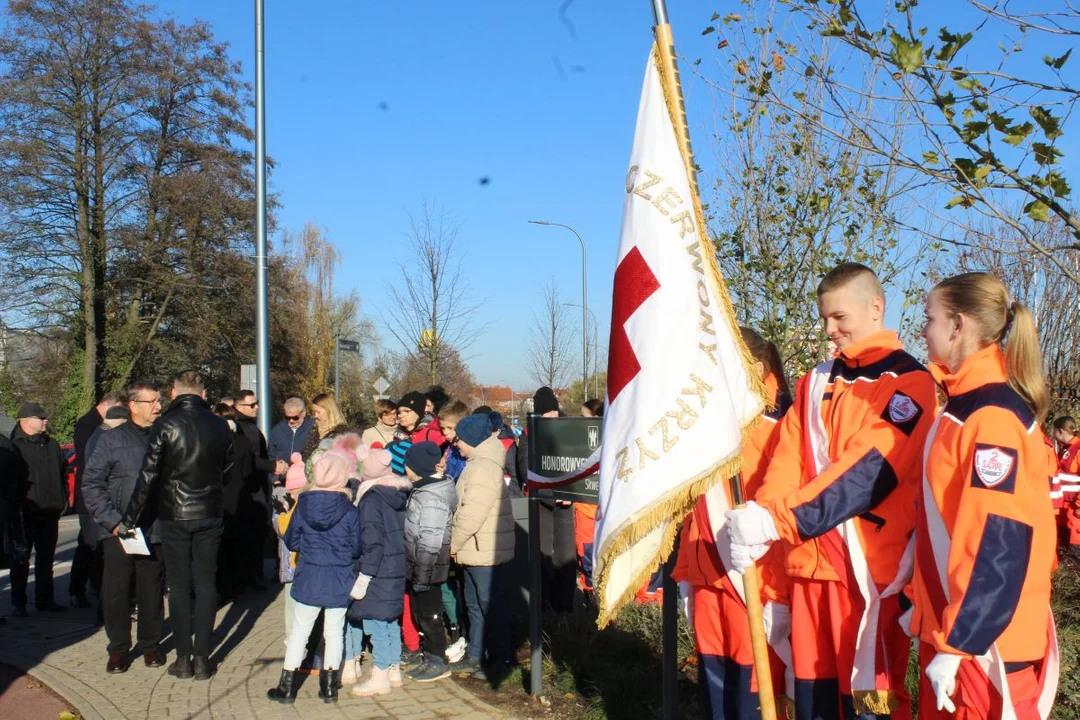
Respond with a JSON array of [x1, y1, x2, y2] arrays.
[[593, 45, 764, 627]]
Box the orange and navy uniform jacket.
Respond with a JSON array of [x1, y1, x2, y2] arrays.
[[674, 375, 792, 603], [754, 331, 938, 585], [910, 344, 1054, 663]]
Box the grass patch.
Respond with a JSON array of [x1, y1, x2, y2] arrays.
[[531, 600, 701, 720], [1052, 553, 1080, 720]]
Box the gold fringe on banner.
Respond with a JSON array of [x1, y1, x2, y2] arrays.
[[853, 690, 898, 717], [594, 33, 769, 629]]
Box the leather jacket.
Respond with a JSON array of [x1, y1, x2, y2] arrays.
[[121, 394, 235, 524]]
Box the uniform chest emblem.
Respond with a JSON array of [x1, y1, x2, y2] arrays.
[[974, 446, 1014, 488], [888, 392, 919, 423]]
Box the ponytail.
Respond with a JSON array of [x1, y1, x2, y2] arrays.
[[1004, 301, 1050, 423], [933, 273, 1050, 422]]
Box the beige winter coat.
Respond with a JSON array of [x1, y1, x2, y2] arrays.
[[451, 435, 515, 566]]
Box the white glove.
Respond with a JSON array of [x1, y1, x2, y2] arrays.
[[725, 502, 780, 546], [925, 652, 962, 713], [349, 573, 372, 601], [729, 542, 770, 573], [762, 602, 795, 701], [678, 581, 694, 626], [762, 601, 791, 645]]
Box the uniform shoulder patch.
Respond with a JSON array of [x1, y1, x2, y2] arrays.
[[971, 443, 1018, 493], [883, 391, 923, 435]]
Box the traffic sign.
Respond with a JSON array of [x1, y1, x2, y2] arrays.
[[337, 338, 360, 354], [373, 376, 390, 395]]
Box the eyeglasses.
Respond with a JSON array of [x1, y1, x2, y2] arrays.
[[285, 414, 302, 422], [131, 399, 162, 405], [238, 401, 258, 408]]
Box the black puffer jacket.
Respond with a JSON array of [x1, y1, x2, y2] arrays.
[[348, 480, 408, 623], [121, 394, 235, 525], [9, 425, 67, 514], [81, 422, 154, 544], [404, 475, 457, 587]]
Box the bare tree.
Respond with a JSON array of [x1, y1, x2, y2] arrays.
[[383, 201, 484, 384], [526, 281, 576, 389], [955, 217, 1080, 417]]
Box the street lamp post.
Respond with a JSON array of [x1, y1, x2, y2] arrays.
[[528, 220, 588, 394], [253, 0, 271, 439], [565, 302, 600, 400]]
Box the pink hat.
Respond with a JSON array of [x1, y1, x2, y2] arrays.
[[284, 453, 307, 491], [312, 452, 349, 491], [357, 446, 394, 482]]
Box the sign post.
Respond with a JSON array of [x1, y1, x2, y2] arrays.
[[334, 337, 360, 402], [525, 415, 603, 697], [372, 375, 391, 401]]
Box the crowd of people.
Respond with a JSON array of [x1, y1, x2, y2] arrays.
[[0, 369, 590, 704], [0, 261, 1067, 718]]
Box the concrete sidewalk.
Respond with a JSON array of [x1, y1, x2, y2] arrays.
[[0, 516, 508, 720]]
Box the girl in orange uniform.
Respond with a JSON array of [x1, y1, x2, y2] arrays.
[[674, 327, 793, 719], [913, 272, 1058, 719]]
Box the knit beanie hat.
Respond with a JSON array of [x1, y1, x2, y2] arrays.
[[284, 452, 307, 491], [358, 446, 395, 482], [533, 386, 559, 415], [398, 391, 427, 418], [405, 441, 442, 477], [456, 413, 493, 448], [312, 451, 348, 490]]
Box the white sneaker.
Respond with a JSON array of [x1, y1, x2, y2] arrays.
[[388, 664, 403, 687], [445, 637, 467, 664]]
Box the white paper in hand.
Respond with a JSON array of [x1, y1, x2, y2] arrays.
[[119, 528, 151, 556]]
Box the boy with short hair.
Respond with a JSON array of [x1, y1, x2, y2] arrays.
[[727, 262, 937, 720]]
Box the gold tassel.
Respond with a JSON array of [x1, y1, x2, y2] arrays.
[[852, 690, 896, 716]]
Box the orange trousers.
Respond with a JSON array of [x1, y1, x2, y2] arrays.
[[917, 644, 1040, 720], [692, 584, 787, 719], [790, 578, 910, 720]]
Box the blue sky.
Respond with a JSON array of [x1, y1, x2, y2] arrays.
[[150, 0, 1075, 390], [152, 0, 731, 390]]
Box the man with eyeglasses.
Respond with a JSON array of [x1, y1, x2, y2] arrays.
[[268, 397, 315, 475], [82, 381, 167, 673]]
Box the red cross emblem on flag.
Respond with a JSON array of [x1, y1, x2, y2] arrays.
[[607, 246, 660, 403]]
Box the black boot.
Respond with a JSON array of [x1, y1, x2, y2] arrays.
[[267, 668, 297, 704], [318, 668, 339, 703]]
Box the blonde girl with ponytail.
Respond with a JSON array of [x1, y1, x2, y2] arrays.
[[911, 272, 1058, 719]]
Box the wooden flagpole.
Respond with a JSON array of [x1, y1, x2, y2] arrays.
[[648, 1, 777, 718]]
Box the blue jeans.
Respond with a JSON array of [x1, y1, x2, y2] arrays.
[[344, 618, 365, 663], [363, 618, 401, 670], [463, 563, 511, 664]]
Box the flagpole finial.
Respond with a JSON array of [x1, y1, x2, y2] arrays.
[[651, 0, 669, 26]]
